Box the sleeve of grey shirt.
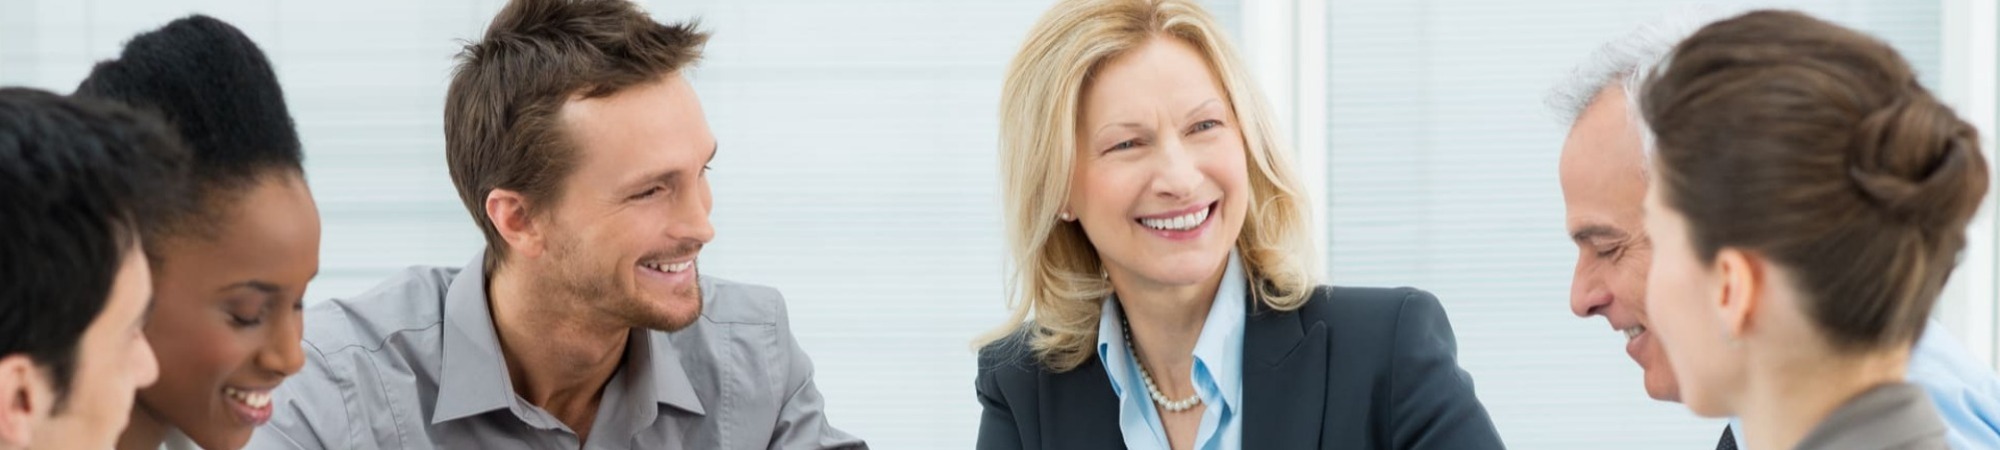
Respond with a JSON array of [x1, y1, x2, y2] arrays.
[[246, 342, 344, 450], [766, 295, 869, 450]]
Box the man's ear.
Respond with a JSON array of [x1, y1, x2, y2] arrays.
[[0, 355, 48, 448], [1712, 248, 1765, 341], [486, 188, 547, 260]]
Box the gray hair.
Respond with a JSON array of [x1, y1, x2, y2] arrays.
[[1547, 6, 1744, 163]]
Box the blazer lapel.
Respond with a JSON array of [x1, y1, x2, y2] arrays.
[[1041, 355, 1127, 449], [1243, 287, 1331, 449]]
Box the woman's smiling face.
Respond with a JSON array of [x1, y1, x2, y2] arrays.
[[1068, 35, 1250, 292], [138, 173, 318, 449]]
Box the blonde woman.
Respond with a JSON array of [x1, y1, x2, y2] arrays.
[[973, 1, 1501, 449]]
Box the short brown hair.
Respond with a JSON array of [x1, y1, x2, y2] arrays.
[[1642, 10, 1989, 352], [445, 0, 707, 269]]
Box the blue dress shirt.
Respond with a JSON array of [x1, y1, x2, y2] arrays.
[[1095, 251, 1246, 450]]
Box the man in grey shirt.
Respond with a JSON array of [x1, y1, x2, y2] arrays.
[[247, 0, 865, 449]]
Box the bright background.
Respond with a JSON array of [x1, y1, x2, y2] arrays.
[[1, 1, 1994, 448]]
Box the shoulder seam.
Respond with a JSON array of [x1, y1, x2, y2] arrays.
[[1386, 288, 1419, 447], [310, 321, 445, 356]]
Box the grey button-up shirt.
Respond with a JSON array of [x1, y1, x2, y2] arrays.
[[246, 253, 866, 450]]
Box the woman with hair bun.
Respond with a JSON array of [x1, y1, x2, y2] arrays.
[[1639, 10, 1989, 450]]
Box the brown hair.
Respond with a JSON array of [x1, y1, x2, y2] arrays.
[[1642, 10, 1989, 352], [445, 0, 707, 269]]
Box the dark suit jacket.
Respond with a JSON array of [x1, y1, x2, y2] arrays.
[[974, 286, 1503, 449]]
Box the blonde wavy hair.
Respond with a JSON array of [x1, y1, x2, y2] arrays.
[[979, 0, 1320, 373]]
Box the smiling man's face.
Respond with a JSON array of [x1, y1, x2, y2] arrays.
[[1559, 85, 1680, 402]]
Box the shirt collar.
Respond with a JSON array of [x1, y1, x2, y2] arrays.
[[1097, 299, 1136, 398], [1094, 250, 1248, 409], [432, 251, 707, 425], [650, 277, 720, 417], [1194, 251, 1247, 409], [433, 252, 512, 424]]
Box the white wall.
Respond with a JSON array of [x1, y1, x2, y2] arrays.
[[1939, 0, 2000, 369]]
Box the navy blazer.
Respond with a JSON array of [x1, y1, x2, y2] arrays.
[[974, 286, 1504, 449]]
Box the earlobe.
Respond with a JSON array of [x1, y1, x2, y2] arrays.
[[485, 189, 544, 259], [1713, 249, 1763, 341], [0, 356, 43, 447]]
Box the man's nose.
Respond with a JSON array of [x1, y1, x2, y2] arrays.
[[1570, 265, 1611, 318]]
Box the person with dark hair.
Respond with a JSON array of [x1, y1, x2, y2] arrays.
[[1639, 10, 1990, 450], [252, 1, 863, 448], [0, 87, 181, 450], [1548, 9, 2000, 450], [72, 14, 320, 450]]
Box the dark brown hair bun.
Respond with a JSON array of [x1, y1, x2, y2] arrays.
[[1642, 9, 1990, 352]]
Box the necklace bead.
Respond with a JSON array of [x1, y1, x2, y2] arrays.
[[1121, 315, 1202, 413]]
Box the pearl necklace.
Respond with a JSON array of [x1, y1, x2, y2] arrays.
[[1121, 315, 1203, 413]]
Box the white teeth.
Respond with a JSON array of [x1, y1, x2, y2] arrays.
[[1139, 206, 1210, 231], [642, 260, 694, 273], [1622, 326, 1646, 340], [224, 387, 271, 408]]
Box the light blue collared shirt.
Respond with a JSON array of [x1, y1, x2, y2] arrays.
[[1729, 319, 2000, 449], [1095, 251, 1245, 450]]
